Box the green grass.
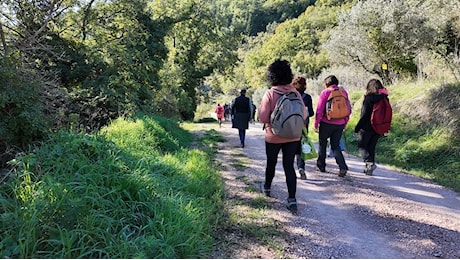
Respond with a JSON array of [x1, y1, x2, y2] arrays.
[[0, 115, 224, 258]]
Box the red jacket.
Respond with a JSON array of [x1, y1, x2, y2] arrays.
[[215, 105, 224, 119]]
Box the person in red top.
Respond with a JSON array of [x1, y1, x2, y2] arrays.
[[215, 103, 224, 127], [258, 59, 307, 214], [314, 75, 351, 177]]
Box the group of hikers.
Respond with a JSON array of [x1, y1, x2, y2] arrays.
[[215, 59, 391, 214], [215, 93, 257, 144]]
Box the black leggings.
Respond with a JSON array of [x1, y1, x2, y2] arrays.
[[357, 130, 380, 163], [264, 141, 299, 199]]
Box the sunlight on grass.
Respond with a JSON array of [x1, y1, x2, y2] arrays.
[[0, 116, 223, 258]]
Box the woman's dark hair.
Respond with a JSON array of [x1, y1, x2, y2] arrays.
[[324, 75, 339, 87], [292, 76, 307, 91], [366, 79, 384, 95], [266, 59, 293, 86]]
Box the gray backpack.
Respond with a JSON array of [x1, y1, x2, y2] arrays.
[[270, 89, 305, 139]]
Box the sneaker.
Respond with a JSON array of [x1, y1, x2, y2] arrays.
[[365, 163, 377, 176], [299, 169, 307, 180], [338, 169, 347, 177], [286, 198, 298, 214], [315, 166, 326, 172], [259, 182, 271, 197]]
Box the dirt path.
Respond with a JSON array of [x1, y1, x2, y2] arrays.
[[201, 121, 460, 259]]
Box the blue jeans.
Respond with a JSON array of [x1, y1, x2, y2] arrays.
[[264, 141, 299, 199]]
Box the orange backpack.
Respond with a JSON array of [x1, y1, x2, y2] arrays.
[[326, 87, 350, 120]]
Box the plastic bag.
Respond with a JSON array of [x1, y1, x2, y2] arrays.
[[301, 128, 317, 160]]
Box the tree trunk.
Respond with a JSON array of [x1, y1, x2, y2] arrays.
[[0, 22, 7, 57]]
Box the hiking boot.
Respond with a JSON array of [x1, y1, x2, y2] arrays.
[[259, 182, 271, 197], [286, 198, 298, 214], [299, 169, 307, 180], [365, 163, 377, 176], [338, 169, 347, 177], [315, 166, 326, 173]]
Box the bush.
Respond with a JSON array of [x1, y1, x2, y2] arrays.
[[0, 55, 51, 167]]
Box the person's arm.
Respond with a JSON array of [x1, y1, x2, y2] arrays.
[[314, 89, 329, 130], [258, 90, 272, 124], [354, 95, 371, 133], [230, 99, 236, 115], [306, 94, 314, 117]]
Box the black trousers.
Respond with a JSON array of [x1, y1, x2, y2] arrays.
[[317, 122, 348, 171], [264, 141, 299, 199], [357, 129, 380, 163]]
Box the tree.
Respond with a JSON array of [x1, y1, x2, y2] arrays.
[[418, 0, 460, 80], [0, 0, 77, 164], [325, 0, 434, 84], [153, 0, 241, 120]]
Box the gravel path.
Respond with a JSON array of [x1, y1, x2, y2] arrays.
[[204, 121, 460, 259]]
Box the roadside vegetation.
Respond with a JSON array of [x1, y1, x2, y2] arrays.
[[0, 115, 224, 258]]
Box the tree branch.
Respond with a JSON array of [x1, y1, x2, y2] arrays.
[[0, 22, 7, 56]]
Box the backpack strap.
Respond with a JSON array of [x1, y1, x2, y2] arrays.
[[271, 88, 284, 96]]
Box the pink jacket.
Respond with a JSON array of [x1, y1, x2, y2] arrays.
[[258, 85, 307, 143], [314, 85, 351, 129]]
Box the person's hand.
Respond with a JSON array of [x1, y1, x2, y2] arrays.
[[314, 127, 319, 133]]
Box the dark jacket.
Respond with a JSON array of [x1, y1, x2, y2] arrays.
[[231, 95, 252, 130], [354, 93, 388, 133], [299, 90, 314, 128]]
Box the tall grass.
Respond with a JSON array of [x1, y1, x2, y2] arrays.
[[0, 115, 223, 258], [344, 81, 460, 191]]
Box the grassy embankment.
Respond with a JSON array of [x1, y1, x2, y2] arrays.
[[0, 115, 225, 258]]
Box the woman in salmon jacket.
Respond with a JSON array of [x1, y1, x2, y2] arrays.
[[258, 59, 307, 214]]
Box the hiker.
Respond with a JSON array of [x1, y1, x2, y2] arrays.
[[314, 75, 351, 177], [215, 103, 224, 127], [231, 89, 253, 148], [353, 79, 389, 175], [224, 104, 231, 121], [258, 59, 307, 214], [251, 103, 257, 124], [292, 76, 314, 180]]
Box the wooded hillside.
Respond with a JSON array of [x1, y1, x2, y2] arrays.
[[1, 0, 459, 166]]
